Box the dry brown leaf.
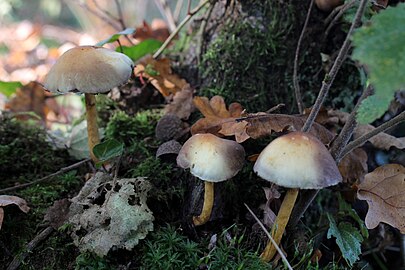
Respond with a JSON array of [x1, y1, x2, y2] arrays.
[[134, 56, 187, 97], [5, 81, 56, 120], [338, 148, 368, 184], [357, 164, 405, 233], [191, 96, 246, 140], [133, 19, 170, 42], [0, 195, 30, 229], [164, 84, 194, 119], [259, 186, 281, 228], [245, 114, 336, 144], [354, 124, 405, 150]]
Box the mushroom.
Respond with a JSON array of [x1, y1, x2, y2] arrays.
[[43, 46, 133, 162], [177, 133, 245, 226], [253, 131, 342, 261]]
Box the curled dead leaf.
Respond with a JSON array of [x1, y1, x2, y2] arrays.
[[354, 124, 405, 150], [338, 148, 368, 184], [357, 164, 405, 233], [134, 56, 187, 97], [0, 195, 30, 230], [164, 84, 194, 119]]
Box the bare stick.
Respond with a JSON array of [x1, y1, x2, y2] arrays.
[[154, 0, 177, 32], [0, 159, 90, 193], [174, 0, 185, 22], [153, 0, 210, 59], [340, 110, 405, 158], [244, 204, 293, 270], [75, 0, 121, 31], [293, 0, 314, 114], [7, 227, 54, 270], [324, 0, 357, 39], [301, 0, 369, 133], [113, 0, 126, 29]]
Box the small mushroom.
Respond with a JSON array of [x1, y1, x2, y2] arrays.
[[177, 133, 245, 226], [253, 131, 342, 261], [44, 46, 133, 162]]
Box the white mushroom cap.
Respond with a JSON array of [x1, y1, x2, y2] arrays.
[[177, 133, 245, 182], [253, 131, 342, 189], [44, 46, 133, 94]]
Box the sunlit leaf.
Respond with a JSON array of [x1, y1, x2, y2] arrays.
[[93, 139, 124, 162], [352, 4, 405, 123], [119, 39, 163, 61], [0, 81, 22, 97], [96, 28, 135, 46]]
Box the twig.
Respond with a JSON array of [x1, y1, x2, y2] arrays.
[[301, 0, 369, 133], [244, 204, 293, 270], [113, 0, 127, 30], [153, 0, 210, 59], [293, 0, 314, 114], [75, 0, 121, 31], [7, 227, 54, 270], [340, 110, 405, 159], [324, 0, 357, 40], [174, 0, 185, 22], [0, 159, 90, 194], [154, 0, 177, 32]]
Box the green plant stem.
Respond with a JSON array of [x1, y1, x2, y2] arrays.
[[301, 0, 368, 133], [153, 0, 210, 59], [293, 0, 314, 114]]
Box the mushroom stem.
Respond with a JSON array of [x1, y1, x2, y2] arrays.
[[193, 181, 214, 226], [260, 188, 299, 262], [85, 93, 100, 162]]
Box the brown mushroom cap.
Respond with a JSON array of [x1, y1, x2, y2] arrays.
[[44, 46, 133, 94], [177, 133, 245, 182], [253, 131, 342, 189]]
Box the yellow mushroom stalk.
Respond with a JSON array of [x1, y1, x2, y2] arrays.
[[254, 131, 342, 262], [177, 133, 245, 226]]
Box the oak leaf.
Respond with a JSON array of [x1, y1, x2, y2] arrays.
[[164, 84, 194, 119], [0, 195, 30, 230], [354, 124, 405, 150], [338, 148, 368, 184], [191, 96, 247, 140], [134, 56, 187, 97], [357, 164, 405, 233]]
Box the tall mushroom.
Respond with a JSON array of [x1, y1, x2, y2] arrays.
[[177, 133, 245, 226], [43, 46, 133, 162], [253, 131, 342, 261]]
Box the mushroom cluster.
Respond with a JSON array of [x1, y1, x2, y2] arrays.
[[44, 46, 134, 162]]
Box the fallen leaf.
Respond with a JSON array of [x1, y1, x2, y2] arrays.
[[354, 124, 405, 150], [44, 198, 70, 229], [164, 84, 194, 119], [134, 56, 187, 97], [0, 195, 30, 229], [338, 148, 368, 184], [191, 95, 246, 140], [357, 164, 405, 233], [134, 19, 170, 42], [244, 114, 335, 144], [259, 186, 281, 228], [156, 140, 182, 158], [5, 81, 57, 121], [155, 114, 189, 142]]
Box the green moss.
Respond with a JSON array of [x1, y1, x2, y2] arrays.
[[200, 1, 295, 112], [105, 109, 162, 145], [0, 116, 69, 185]]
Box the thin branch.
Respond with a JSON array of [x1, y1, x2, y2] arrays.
[[154, 0, 177, 32], [153, 0, 210, 59], [0, 159, 90, 194], [301, 0, 369, 133], [75, 0, 121, 31], [324, 0, 357, 39], [174, 0, 185, 22], [293, 0, 314, 114], [7, 227, 54, 270], [244, 204, 293, 270], [92, 0, 119, 21], [113, 0, 126, 29], [340, 110, 405, 159]]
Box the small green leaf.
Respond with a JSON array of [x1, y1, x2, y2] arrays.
[[119, 39, 163, 61], [352, 3, 405, 123], [327, 213, 363, 266], [96, 28, 135, 46], [0, 81, 22, 97], [337, 194, 369, 238], [93, 139, 124, 162]]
